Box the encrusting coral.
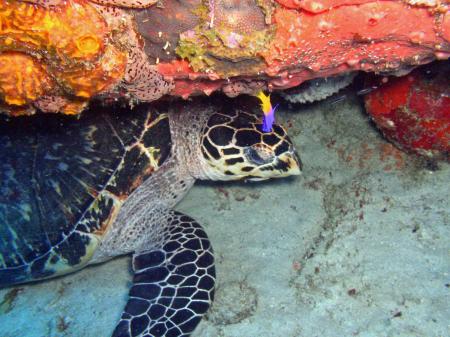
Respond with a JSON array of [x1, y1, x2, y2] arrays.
[[0, 0, 448, 116], [0, 0, 172, 116]]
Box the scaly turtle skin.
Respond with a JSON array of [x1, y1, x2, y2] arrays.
[[0, 98, 301, 337]]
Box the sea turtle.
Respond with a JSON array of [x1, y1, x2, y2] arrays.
[[0, 98, 301, 337]]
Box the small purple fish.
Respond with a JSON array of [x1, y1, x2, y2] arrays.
[[256, 91, 278, 133], [262, 103, 279, 133]]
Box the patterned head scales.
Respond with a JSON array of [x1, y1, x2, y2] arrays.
[[200, 109, 302, 181]]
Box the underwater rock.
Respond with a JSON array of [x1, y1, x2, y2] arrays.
[[364, 61, 450, 161], [281, 74, 357, 104], [158, 0, 450, 98], [0, 0, 449, 115]]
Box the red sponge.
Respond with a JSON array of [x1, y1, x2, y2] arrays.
[[364, 62, 450, 161]]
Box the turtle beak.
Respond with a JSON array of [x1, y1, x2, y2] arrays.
[[292, 149, 303, 172], [245, 147, 302, 182], [246, 177, 269, 182], [279, 148, 302, 176]]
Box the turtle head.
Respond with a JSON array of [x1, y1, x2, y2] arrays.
[[199, 109, 302, 181]]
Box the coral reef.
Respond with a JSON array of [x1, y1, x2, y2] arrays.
[[134, 0, 202, 64], [174, 0, 273, 76], [0, 0, 448, 115], [0, 0, 172, 116], [156, 0, 449, 99], [23, 0, 160, 8], [364, 61, 449, 160], [281, 74, 357, 103], [0, 0, 127, 115]]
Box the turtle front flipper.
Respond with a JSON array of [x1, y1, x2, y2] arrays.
[[112, 210, 215, 337]]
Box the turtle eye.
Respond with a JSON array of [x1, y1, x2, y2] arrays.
[[244, 145, 274, 166]]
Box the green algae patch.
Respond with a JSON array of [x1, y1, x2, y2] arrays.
[[176, 1, 275, 77]]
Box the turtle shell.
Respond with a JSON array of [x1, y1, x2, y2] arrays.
[[0, 103, 171, 285]]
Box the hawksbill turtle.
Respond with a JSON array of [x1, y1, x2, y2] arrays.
[[0, 99, 301, 337]]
